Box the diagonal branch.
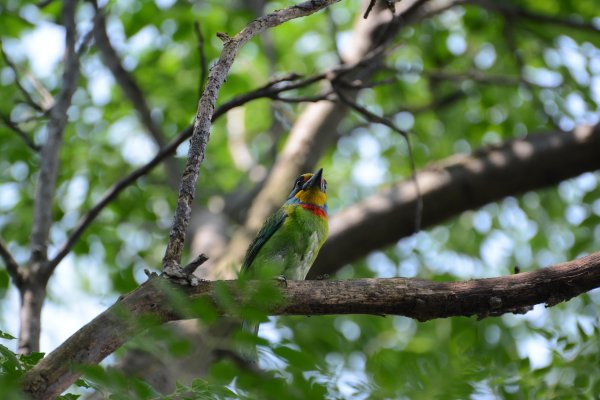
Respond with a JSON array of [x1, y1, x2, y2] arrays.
[[22, 251, 600, 399], [161, 0, 343, 277]]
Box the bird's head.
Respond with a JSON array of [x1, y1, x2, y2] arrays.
[[287, 168, 327, 208]]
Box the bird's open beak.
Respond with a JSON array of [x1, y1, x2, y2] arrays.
[[303, 168, 323, 190]]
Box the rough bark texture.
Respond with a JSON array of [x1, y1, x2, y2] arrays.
[[310, 124, 600, 277], [21, 251, 600, 399]]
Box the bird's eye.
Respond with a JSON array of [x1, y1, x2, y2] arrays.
[[322, 179, 327, 192], [295, 178, 303, 188]]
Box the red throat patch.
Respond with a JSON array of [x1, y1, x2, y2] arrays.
[[301, 203, 327, 219]]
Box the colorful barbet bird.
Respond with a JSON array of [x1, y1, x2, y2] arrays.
[[241, 168, 329, 280], [239, 168, 328, 359]]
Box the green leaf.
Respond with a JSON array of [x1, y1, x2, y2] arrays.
[[0, 330, 16, 340]]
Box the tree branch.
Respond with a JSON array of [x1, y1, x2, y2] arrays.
[[0, 113, 40, 152], [161, 0, 343, 278], [21, 251, 600, 399], [0, 237, 22, 287], [310, 123, 600, 277]]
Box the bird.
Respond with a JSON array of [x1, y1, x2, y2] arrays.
[[239, 168, 329, 359]]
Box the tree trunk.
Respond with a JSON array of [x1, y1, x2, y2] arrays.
[[18, 282, 46, 354]]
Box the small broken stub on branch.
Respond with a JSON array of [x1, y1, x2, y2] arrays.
[[162, 254, 209, 286]]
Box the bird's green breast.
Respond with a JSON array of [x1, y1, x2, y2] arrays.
[[244, 204, 328, 280]]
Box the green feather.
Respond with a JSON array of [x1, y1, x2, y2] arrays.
[[241, 207, 287, 273]]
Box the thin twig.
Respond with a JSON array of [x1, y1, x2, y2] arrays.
[[0, 238, 22, 287], [162, 0, 343, 278], [0, 40, 46, 113], [0, 113, 40, 151], [363, 0, 377, 19], [334, 85, 422, 232], [193, 21, 208, 99], [182, 253, 209, 276]]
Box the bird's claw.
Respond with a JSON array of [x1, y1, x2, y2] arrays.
[[275, 275, 288, 287]]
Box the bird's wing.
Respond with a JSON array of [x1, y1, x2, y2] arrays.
[[241, 207, 287, 273]]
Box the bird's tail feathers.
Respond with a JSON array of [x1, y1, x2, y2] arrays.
[[239, 320, 260, 362]]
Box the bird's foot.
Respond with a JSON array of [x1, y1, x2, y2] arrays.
[[275, 275, 288, 287]]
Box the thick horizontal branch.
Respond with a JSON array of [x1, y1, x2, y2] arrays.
[[310, 123, 600, 277], [22, 251, 600, 399]]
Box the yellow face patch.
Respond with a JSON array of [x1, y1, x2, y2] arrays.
[[295, 187, 327, 206]]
